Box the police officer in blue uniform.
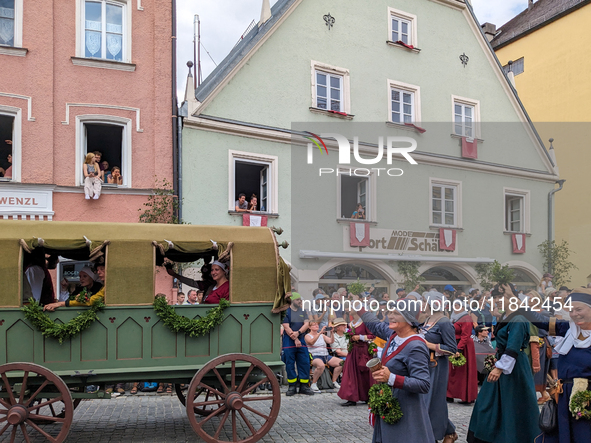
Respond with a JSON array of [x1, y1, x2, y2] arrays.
[[282, 293, 314, 396]]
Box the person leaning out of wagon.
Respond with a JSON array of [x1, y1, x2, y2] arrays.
[[201, 261, 229, 304], [43, 264, 105, 311]]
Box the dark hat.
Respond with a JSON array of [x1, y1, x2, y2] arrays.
[[395, 288, 405, 294], [395, 298, 421, 328], [559, 286, 570, 292], [475, 325, 490, 334]]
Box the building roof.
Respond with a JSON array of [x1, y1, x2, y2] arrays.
[[195, 0, 296, 103], [491, 0, 591, 49]]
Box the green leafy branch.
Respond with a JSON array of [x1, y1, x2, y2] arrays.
[[538, 240, 578, 288], [153, 295, 230, 337], [368, 383, 403, 425], [397, 261, 425, 292], [347, 279, 366, 296], [22, 299, 104, 344], [475, 263, 494, 291], [490, 260, 515, 286]]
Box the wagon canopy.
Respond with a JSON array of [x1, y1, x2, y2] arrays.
[[0, 220, 290, 310]]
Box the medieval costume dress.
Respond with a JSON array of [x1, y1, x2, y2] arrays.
[[467, 311, 540, 443], [447, 311, 478, 403], [528, 290, 591, 443], [361, 311, 434, 443], [338, 318, 375, 403], [422, 314, 458, 439]]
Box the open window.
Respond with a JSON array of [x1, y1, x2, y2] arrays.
[[77, 115, 131, 187], [504, 188, 530, 233], [340, 175, 369, 220], [0, 113, 14, 181], [229, 150, 278, 214]]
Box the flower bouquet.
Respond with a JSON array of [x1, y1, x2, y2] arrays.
[[570, 390, 591, 420], [483, 355, 497, 373], [368, 383, 403, 425]]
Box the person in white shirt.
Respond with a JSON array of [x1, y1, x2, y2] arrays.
[[305, 321, 343, 392]]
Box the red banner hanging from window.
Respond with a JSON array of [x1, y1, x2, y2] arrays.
[[439, 228, 456, 251], [461, 137, 478, 159], [242, 214, 268, 227], [350, 222, 370, 247], [512, 233, 526, 253]]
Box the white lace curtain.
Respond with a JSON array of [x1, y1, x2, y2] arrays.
[[0, 4, 15, 46]]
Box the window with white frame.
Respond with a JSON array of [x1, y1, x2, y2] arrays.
[[338, 171, 376, 221], [388, 8, 417, 47], [504, 189, 530, 233], [311, 61, 351, 115], [452, 96, 480, 139], [389, 80, 420, 124], [430, 179, 462, 227], [77, 116, 131, 187], [229, 151, 278, 214], [81, 0, 128, 62]]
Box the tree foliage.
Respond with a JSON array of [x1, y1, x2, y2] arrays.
[[475, 263, 494, 291], [138, 178, 181, 224], [397, 261, 425, 292], [538, 240, 578, 288], [490, 260, 515, 286], [347, 279, 366, 296]]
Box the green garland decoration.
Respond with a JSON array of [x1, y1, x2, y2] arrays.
[[570, 390, 591, 420], [368, 383, 403, 425], [153, 295, 230, 337], [449, 354, 467, 367], [22, 298, 104, 344]]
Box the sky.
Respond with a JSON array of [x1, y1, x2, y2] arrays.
[[175, 0, 528, 100]]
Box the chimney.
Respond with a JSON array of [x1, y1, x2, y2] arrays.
[[481, 22, 497, 42], [529, 0, 535, 10], [259, 0, 272, 27], [183, 61, 198, 115]]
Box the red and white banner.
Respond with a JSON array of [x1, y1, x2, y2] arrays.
[[242, 214, 267, 227], [461, 137, 478, 159], [512, 233, 526, 253], [439, 228, 456, 251], [350, 222, 370, 247]]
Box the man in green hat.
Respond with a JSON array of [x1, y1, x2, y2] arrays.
[[282, 293, 314, 396]]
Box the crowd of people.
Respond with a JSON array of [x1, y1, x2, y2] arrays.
[[82, 150, 124, 200], [282, 281, 591, 443]]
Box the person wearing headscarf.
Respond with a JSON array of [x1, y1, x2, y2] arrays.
[[359, 299, 434, 443], [468, 283, 541, 443], [447, 296, 478, 404], [527, 288, 591, 443], [43, 266, 104, 311], [421, 292, 458, 442], [202, 261, 229, 304]]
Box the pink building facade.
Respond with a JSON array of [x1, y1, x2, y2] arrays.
[[0, 0, 175, 295]]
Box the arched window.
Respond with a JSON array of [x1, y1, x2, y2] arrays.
[[319, 264, 388, 297], [421, 266, 472, 292]]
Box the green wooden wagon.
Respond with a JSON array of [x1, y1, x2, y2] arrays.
[[0, 220, 291, 443]]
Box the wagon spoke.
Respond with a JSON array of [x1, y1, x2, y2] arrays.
[[243, 396, 274, 402], [18, 371, 29, 404], [0, 422, 10, 435], [241, 377, 268, 396], [213, 409, 230, 439], [197, 382, 225, 398], [237, 364, 255, 393], [196, 405, 226, 427], [212, 369, 229, 394], [48, 402, 56, 416], [20, 424, 31, 443], [25, 419, 58, 443], [28, 413, 65, 423], [9, 424, 17, 443], [24, 380, 49, 407], [238, 409, 256, 435], [0, 399, 10, 409], [0, 374, 15, 405], [231, 360, 236, 391], [242, 404, 269, 420], [232, 410, 237, 441], [193, 399, 225, 407], [0, 416, 7, 424], [27, 396, 63, 412]]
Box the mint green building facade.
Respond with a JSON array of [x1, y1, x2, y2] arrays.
[[181, 0, 559, 298]]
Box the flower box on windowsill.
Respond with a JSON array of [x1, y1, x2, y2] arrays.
[[309, 107, 354, 120], [0, 45, 28, 57], [228, 210, 279, 218], [71, 57, 136, 72], [386, 40, 420, 53]]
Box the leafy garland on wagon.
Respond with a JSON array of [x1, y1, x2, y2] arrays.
[[22, 298, 105, 344], [153, 295, 230, 337]]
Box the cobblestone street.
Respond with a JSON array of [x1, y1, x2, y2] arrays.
[[26, 391, 475, 443]]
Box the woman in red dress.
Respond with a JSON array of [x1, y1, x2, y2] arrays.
[[447, 302, 478, 403], [338, 308, 376, 406]]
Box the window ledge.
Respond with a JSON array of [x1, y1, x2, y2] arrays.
[[0, 45, 28, 57], [228, 210, 279, 219], [71, 57, 136, 72], [385, 121, 426, 134], [53, 185, 155, 196], [429, 225, 464, 231], [337, 218, 377, 225], [503, 231, 531, 237], [386, 40, 421, 53], [309, 107, 354, 120], [450, 134, 484, 143]]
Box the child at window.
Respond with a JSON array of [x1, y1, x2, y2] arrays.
[[248, 194, 258, 211], [351, 203, 365, 219], [83, 152, 102, 199], [107, 166, 123, 185]]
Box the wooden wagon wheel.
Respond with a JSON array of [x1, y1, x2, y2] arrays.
[[186, 354, 281, 443], [0, 362, 73, 443], [174, 383, 222, 416]]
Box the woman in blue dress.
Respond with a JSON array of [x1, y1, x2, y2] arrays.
[[360, 299, 434, 443], [421, 292, 458, 442], [529, 288, 591, 443], [467, 284, 540, 443]]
